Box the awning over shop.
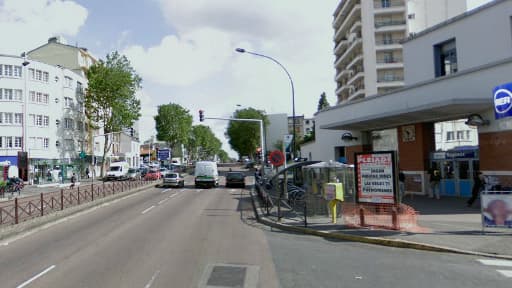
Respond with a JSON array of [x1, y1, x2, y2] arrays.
[[318, 58, 512, 131]]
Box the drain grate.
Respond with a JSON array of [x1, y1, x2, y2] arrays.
[[207, 266, 246, 287], [199, 264, 260, 288]]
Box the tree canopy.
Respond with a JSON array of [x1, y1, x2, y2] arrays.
[[317, 92, 330, 111], [85, 51, 141, 176], [225, 108, 268, 158], [154, 103, 193, 151], [187, 125, 222, 161]]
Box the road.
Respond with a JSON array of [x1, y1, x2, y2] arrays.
[[0, 176, 511, 287]]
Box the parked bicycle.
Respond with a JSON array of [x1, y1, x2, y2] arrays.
[[1, 177, 24, 196]]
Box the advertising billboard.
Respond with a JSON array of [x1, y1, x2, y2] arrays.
[[481, 192, 512, 228], [355, 151, 397, 204]]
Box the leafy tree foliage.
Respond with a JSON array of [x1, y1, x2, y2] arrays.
[[85, 51, 141, 176], [317, 92, 330, 111], [187, 125, 222, 161], [226, 108, 268, 159], [154, 103, 193, 152]]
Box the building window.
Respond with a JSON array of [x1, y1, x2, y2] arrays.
[[4, 113, 13, 124], [434, 39, 457, 77], [381, 0, 390, 8], [64, 97, 74, 108], [1, 89, 13, 100], [29, 68, 35, 80], [28, 114, 35, 126], [36, 70, 42, 81], [466, 130, 471, 140], [43, 93, 49, 104], [64, 76, 73, 87], [43, 72, 49, 83], [14, 137, 22, 148], [64, 118, 74, 129], [44, 116, 49, 127], [0, 137, 2, 148], [36, 115, 43, 126], [64, 139, 74, 150], [3, 65, 13, 76], [36, 92, 42, 103], [43, 138, 49, 149], [408, 13, 415, 19], [14, 66, 22, 77], [446, 131, 454, 141], [14, 113, 23, 125], [456, 131, 464, 140], [77, 121, 83, 131], [5, 137, 13, 148]]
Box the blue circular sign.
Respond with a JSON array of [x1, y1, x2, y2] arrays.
[[494, 88, 512, 114]]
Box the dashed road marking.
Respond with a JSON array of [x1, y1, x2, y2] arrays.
[[141, 205, 156, 214], [477, 259, 512, 267], [497, 270, 512, 278], [158, 198, 168, 205], [16, 265, 56, 288], [144, 270, 160, 288], [161, 189, 171, 193]]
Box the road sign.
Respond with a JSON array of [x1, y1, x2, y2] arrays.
[[79, 151, 86, 159], [157, 149, 171, 161], [494, 82, 512, 119], [269, 150, 285, 167]]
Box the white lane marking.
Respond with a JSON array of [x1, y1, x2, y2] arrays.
[[478, 259, 512, 267], [161, 189, 171, 194], [158, 198, 168, 205], [16, 265, 56, 288], [141, 205, 156, 214], [497, 270, 512, 278], [144, 270, 160, 288], [168, 194, 177, 199]]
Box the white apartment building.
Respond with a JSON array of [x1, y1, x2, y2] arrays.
[[435, 120, 478, 151], [304, 118, 315, 137], [0, 54, 87, 179], [333, 0, 467, 103]]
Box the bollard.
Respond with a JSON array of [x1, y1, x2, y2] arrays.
[[14, 197, 19, 224], [91, 184, 94, 201], [77, 187, 80, 205], [304, 200, 308, 228], [391, 206, 399, 230], [40, 193, 44, 216], [359, 206, 365, 227], [60, 189, 64, 210]]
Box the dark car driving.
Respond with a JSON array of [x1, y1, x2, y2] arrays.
[[225, 172, 246, 188]]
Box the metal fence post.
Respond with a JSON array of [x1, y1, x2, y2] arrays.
[[91, 184, 94, 201], [40, 193, 44, 216], [60, 189, 64, 210], [304, 200, 308, 228], [77, 187, 80, 205], [359, 206, 365, 227], [14, 197, 19, 224]]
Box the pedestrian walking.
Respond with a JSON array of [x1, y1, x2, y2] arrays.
[[398, 171, 405, 203], [429, 168, 441, 199], [467, 171, 485, 207], [70, 173, 76, 189], [85, 167, 90, 179]]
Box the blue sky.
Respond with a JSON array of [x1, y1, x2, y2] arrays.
[[0, 0, 494, 157]]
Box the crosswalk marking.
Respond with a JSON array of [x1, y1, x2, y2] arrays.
[[497, 270, 512, 278], [477, 259, 512, 267]]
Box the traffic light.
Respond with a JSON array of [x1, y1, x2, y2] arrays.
[[199, 110, 204, 122], [130, 128, 134, 137]]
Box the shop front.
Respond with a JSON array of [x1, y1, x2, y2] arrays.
[[430, 148, 479, 197]]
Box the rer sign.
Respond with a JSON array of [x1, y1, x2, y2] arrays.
[[493, 82, 512, 119]]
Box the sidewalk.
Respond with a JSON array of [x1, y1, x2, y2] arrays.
[[254, 192, 512, 258]]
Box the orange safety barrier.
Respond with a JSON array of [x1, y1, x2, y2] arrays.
[[341, 202, 421, 231]]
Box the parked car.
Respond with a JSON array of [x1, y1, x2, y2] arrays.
[[225, 172, 246, 188], [144, 169, 162, 181], [162, 172, 185, 188], [139, 167, 149, 177], [126, 168, 141, 181]]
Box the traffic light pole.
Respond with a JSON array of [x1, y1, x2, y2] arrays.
[[203, 116, 265, 174]]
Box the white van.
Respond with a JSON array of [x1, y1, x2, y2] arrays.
[[105, 161, 130, 181], [194, 161, 219, 188]]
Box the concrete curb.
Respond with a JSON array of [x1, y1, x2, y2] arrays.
[[0, 182, 158, 242], [249, 190, 512, 260]]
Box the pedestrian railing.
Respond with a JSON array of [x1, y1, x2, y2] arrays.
[[0, 180, 155, 226]]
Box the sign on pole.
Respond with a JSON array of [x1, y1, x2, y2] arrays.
[[355, 151, 397, 204], [269, 150, 285, 167], [157, 149, 171, 161], [494, 82, 512, 119], [481, 192, 512, 229]]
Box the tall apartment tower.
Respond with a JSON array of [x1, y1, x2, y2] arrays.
[[333, 0, 467, 104]]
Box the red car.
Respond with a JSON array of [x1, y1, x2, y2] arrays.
[[144, 169, 162, 180]]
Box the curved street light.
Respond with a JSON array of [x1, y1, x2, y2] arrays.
[[235, 48, 297, 160]]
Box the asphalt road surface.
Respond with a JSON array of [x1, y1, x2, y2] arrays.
[[0, 177, 511, 287]]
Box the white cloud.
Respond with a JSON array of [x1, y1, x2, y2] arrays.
[[124, 0, 338, 156], [0, 0, 88, 54]]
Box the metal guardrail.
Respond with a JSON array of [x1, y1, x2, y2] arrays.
[[375, 20, 406, 28], [0, 180, 155, 226]]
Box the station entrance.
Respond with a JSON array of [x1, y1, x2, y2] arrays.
[[430, 148, 479, 197]]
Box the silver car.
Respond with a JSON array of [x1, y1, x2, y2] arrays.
[[163, 172, 185, 188], [126, 168, 141, 181]]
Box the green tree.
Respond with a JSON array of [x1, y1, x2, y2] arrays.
[[218, 150, 230, 163], [317, 92, 330, 111], [154, 103, 193, 152], [187, 125, 222, 161], [226, 108, 268, 159], [85, 51, 141, 176]]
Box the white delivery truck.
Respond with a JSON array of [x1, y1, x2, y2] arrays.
[[104, 161, 130, 181], [194, 161, 219, 188]]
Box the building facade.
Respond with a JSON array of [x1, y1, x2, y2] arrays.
[[318, 0, 512, 195], [0, 54, 87, 180]]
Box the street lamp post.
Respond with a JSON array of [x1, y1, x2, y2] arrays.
[[235, 48, 297, 161]]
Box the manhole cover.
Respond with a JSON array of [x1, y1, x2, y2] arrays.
[[207, 266, 246, 287], [199, 264, 260, 288]]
